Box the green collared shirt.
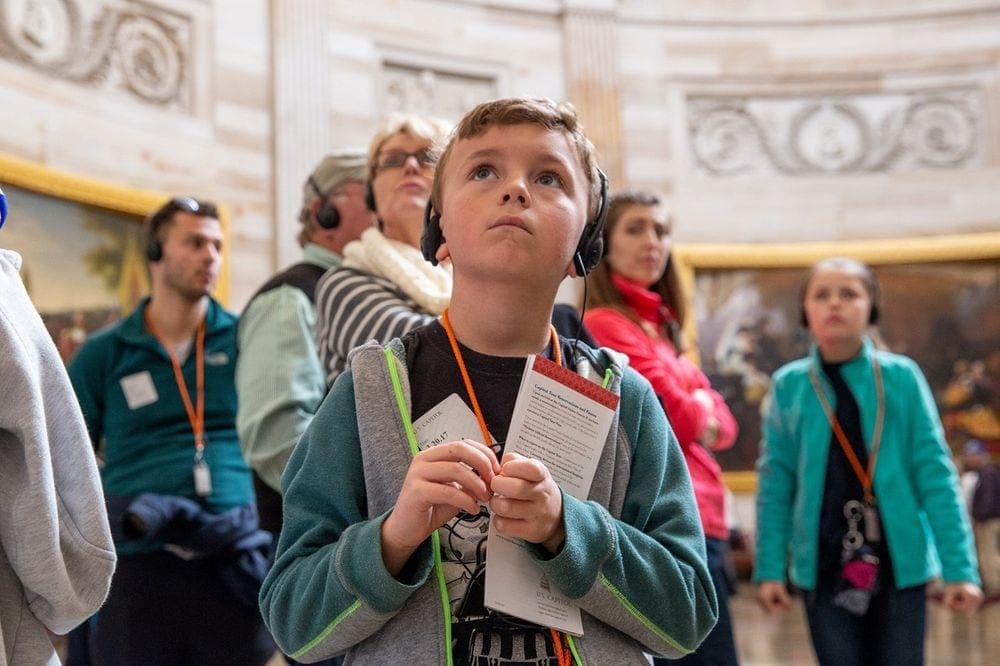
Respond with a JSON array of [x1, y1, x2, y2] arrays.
[[235, 243, 341, 491]]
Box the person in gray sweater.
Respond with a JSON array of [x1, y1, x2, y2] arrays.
[[0, 187, 116, 665]]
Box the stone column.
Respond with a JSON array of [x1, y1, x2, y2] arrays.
[[271, 0, 335, 269], [561, 0, 624, 185]]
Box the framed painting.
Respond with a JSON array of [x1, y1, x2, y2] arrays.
[[0, 152, 230, 361], [673, 233, 1000, 491]]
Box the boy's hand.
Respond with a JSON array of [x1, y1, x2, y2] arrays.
[[490, 452, 565, 555], [381, 439, 499, 576], [756, 581, 792, 613]]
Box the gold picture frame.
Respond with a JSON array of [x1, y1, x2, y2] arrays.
[[0, 152, 231, 359], [673, 232, 1000, 492]]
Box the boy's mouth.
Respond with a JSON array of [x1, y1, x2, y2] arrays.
[[490, 215, 530, 232]]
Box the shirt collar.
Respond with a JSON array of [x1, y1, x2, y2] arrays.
[[610, 272, 675, 326], [303, 242, 342, 270]]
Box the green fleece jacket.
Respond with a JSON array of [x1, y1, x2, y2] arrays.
[[260, 338, 718, 664], [755, 338, 979, 590]]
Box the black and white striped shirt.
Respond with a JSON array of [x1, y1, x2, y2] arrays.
[[315, 266, 437, 387]]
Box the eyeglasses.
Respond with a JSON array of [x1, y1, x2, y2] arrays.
[[375, 149, 437, 172]]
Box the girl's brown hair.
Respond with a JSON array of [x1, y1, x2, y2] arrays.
[[588, 190, 686, 348]]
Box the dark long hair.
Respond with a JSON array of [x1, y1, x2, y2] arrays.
[[588, 190, 686, 349]]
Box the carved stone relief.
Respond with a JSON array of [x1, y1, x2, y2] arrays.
[[0, 0, 191, 109], [688, 87, 983, 176], [381, 61, 498, 122]]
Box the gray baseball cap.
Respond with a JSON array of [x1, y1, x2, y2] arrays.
[[300, 149, 367, 220]]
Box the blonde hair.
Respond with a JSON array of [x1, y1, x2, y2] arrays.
[[367, 113, 452, 183], [430, 97, 602, 221]]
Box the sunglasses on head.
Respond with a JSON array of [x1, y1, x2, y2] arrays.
[[165, 196, 218, 218]]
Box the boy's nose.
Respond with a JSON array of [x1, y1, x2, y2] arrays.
[[501, 178, 530, 206]]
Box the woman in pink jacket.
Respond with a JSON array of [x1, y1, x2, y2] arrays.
[[584, 190, 740, 665]]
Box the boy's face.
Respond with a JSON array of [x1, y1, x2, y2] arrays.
[[436, 123, 590, 282]]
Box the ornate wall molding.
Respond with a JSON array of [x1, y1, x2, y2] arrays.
[[0, 0, 193, 110], [379, 48, 502, 122], [687, 86, 983, 176]]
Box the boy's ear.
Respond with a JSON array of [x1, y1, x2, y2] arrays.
[[435, 240, 450, 264]]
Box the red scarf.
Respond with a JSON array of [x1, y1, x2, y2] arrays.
[[610, 272, 676, 327]]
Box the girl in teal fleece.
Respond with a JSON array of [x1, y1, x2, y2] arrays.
[[260, 97, 718, 664], [754, 257, 981, 666]]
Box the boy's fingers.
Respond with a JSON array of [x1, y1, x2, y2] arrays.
[[419, 439, 499, 480], [417, 462, 491, 502], [498, 455, 547, 483]]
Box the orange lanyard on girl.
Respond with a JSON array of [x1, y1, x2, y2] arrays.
[[439, 308, 572, 666], [143, 309, 207, 458], [808, 357, 885, 508]]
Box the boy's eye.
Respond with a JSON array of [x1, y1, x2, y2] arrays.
[[471, 165, 496, 180], [536, 172, 563, 187]]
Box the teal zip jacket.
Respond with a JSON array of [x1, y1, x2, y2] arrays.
[[260, 339, 718, 664], [754, 338, 979, 590], [68, 297, 253, 554]]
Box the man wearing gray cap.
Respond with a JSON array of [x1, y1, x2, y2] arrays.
[[236, 150, 372, 534]]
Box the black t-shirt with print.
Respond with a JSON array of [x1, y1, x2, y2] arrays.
[[402, 321, 577, 665]]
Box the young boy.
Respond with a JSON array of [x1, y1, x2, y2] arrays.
[[260, 98, 717, 664]]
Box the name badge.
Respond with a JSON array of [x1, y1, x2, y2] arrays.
[[120, 371, 158, 410]]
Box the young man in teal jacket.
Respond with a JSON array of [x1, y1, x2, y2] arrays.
[[69, 197, 273, 665], [260, 97, 718, 665]]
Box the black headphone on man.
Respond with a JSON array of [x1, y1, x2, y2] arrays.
[[145, 197, 218, 262], [420, 168, 609, 276], [308, 175, 341, 229]]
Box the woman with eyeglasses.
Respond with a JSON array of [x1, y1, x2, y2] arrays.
[[582, 190, 741, 665], [315, 114, 453, 388]]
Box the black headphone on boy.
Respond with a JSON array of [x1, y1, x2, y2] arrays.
[[420, 168, 609, 276], [308, 176, 341, 229]]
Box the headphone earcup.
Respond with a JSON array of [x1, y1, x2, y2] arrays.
[[869, 304, 880, 325], [146, 237, 162, 262], [573, 169, 609, 276], [800, 309, 809, 328], [421, 201, 442, 265], [315, 201, 340, 229], [574, 231, 604, 276], [365, 183, 377, 212]]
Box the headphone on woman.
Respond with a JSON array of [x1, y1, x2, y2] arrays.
[[421, 168, 609, 276]]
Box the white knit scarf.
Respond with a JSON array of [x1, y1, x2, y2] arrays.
[[341, 228, 452, 315]]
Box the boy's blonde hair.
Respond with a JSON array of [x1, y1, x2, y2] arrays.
[[430, 97, 602, 221], [367, 113, 452, 183]]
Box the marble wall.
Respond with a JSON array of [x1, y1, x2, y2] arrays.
[[1, 0, 997, 307]]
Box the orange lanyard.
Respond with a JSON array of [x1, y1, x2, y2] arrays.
[[808, 357, 884, 506], [440, 308, 571, 666], [144, 309, 207, 455], [440, 308, 560, 445]]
